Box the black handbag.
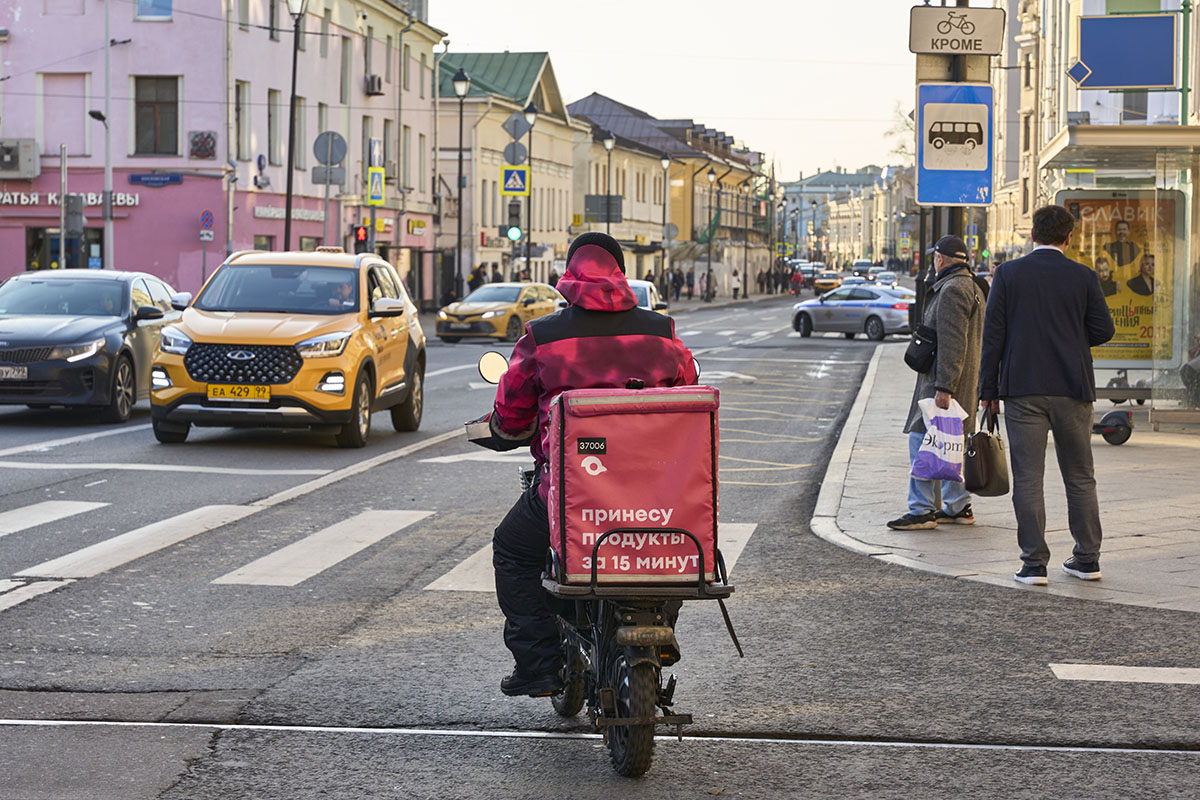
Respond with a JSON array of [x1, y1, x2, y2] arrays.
[[904, 324, 937, 373], [964, 406, 1010, 496]]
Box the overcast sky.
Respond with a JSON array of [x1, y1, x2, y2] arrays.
[[431, 0, 919, 181]]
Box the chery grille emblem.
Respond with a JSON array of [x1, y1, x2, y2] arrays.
[[227, 350, 255, 361]]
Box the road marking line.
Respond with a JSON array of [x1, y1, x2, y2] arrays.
[[1050, 664, 1200, 685], [419, 451, 531, 465], [252, 428, 461, 509], [680, 330, 704, 337], [425, 364, 476, 378], [0, 501, 109, 537], [715, 330, 737, 336], [0, 579, 25, 594], [0, 580, 75, 613], [0, 425, 152, 457], [16, 505, 258, 579], [3, 718, 1195, 756], [213, 510, 433, 586], [425, 522, 758, 592], [0, 461, 329, 476]]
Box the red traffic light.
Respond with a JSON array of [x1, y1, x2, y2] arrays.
[[355, 225, 368, 242]]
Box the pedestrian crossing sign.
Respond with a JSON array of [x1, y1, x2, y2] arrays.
[[367, 167, 385, 206], [500, 166, 530, 196]]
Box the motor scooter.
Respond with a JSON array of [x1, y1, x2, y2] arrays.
[[468, 352, 741, 778]]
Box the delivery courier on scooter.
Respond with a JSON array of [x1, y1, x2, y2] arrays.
[[474, 232, 698, 698]]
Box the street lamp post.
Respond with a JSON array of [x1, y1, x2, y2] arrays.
[[810, 199, 818, 262], [741, 178, 750, 295], [282, 0, 308, 252], [87, 110, 111, 268], [660, 153, 670, 292], [453, 68, 470, 299], [523, 102, 538, 277], [705, 167, 715, 302], [602, 131, 615, 235]]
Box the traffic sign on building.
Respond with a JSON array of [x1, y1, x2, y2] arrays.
[[367, 167, 386, 206], [500, 166, 530, 196], [915, 82, 994, 207]]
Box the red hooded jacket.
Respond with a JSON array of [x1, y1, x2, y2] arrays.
[[491, 242, 697, 499]]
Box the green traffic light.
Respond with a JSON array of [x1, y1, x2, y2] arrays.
[[506, 226, 522, 242], [981, 249, 990, 258]]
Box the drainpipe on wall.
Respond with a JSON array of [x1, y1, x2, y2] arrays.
[[225, 0, 235, 257]]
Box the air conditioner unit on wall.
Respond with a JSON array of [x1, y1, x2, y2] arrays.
[[364, 74, 384, 96], [0, 139, 41, 179]]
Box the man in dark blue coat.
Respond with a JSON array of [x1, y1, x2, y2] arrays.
[[979, 205, 1116, 586]]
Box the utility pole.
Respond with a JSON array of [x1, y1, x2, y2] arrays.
[[102, 0, 113, 269]]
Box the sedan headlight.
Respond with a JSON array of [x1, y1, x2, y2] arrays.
[[160, 326, 193, 355], [480, 310, 505, 319], [437, 310, 448, 319], [49, 339, 105, 362], [296, 331, 352, 358]]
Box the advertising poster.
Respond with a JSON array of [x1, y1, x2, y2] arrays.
[[1057, 190, 1185, 369]]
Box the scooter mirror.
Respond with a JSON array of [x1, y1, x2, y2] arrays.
[[478, 351, 509, 385], [693, 358, 702, 379]]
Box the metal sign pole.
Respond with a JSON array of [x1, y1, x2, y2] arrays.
[[58, 144, 67, 269], [322, 135, 332, 245]]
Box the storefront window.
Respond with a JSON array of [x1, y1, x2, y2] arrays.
[[254, 235, 275, 252], [299, 237, 320, 251], [25, 227, 103, 271]]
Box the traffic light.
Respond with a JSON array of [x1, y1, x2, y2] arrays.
[[64, 194, 85, 237], [353, 225, 369, 254], [506, 200, 522, 242]]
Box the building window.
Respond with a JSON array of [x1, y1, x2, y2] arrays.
[[320, 10, 330, 58], [235, 81, 250, 161], [481, 178, 489, 229], [402, 124, 411, 187], [419, 133, 427, 196], [1021, 178, 1029, 215], [365, 27, 374, 75], [294, 97, 307, 170], [267, 90, 281, 165], [361, 116, 373, 188], [492, 180, 499, 226], [1022, 53, 1032, 88], [340, 37, 351, 104], [296, 12, 306, 51], [385, 36, 393, 83], [1122, 91, 1148, 123], [383, 118, 394, 173], [41, 74, 87, 156], [238, 0, 249, 30], [136, 0, 171, 19], [419, 53, 426, 99], [300, 236, 320, 251], [403, 44, 412, 91], [269, 0, 279, 41], [1022, 115, 1031, 152], [134, 76, 178, 155], [317, 103, 327, 141], [254, 235, 275, 251]]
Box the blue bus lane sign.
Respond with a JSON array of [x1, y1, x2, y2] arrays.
[[916, 83, 994, 207]]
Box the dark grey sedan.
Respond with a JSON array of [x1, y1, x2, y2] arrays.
[[0, 270, 180, 421]]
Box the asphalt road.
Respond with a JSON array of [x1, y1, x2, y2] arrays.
[[1, 297, 1198, 799]]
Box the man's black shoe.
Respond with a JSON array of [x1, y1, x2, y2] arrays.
[[1014, 564, 1048, 586], [500, 670, 563, 697], [934, 505, 975, 525], [1063, 557, 1102, 581], [886, 512, 938, 530]]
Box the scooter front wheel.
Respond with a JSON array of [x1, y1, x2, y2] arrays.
[[607, 655, 657, 778]]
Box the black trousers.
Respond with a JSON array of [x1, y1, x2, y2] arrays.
[[492, 485, 560, 675]]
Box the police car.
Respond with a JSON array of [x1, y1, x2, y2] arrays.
[[792, 285, 914, 341]]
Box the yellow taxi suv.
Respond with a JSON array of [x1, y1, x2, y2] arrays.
[[150, 250, 425, 448], [436, 282, 563, 343], [812, 270, 844, 295]]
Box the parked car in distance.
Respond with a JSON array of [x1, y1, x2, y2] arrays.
[[0, 269, 179, 422], [792, 285, 913, 341], [867, 266, 887, 280], [812, 270, 843, 294], [437, 282, 562, 343], [875, 271, 899, 288], [842, 276, 871, 286], [627, 279, 669, 314], [851, 259, 874, 277], [150, 250, 426, 448]]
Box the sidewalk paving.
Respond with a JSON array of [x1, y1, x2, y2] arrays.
[[812, 342, 1200, 614]]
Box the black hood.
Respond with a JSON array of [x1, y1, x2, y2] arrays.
[[0, 315, 122, 347]]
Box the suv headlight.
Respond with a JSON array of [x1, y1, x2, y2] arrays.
[[49, 339, 105, 362], [296, 331, 352, 358], [160, 326, 193, 355], [480, 310, 504, 319]]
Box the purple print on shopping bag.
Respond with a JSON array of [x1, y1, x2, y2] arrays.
[[911, 398, 968, 482]]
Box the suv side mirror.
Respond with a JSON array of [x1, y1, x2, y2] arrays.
[[653, 302, 668, 311], [170, 292, 192, 311], [370, 297, 407, 318], [522, 297, 536, 306], [135, 305, 165, 322]]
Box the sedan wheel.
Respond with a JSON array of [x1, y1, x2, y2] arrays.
[[795, 313, 813, 338], [865, 316, 886, 341], [100, 356, 134, 423]]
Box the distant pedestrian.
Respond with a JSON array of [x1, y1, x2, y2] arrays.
[[548, 269, 559, 288], [731, 270, 742, 299], [672, 268, 684, 301], [979, 205, 1115, 586], [644, 269, 655, 287], [686, 267, 695, 300], [698, 270, 708, 300], [468, 267, 484, 292], [888, 235, 986, 532], [492, 265, 504, 283], [757, 269, 766, 294]]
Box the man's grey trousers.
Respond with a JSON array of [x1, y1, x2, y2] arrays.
[[1004, 395, 1103, 567]]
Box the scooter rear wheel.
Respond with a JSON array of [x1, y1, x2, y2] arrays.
[[606, 655, 657, 778], [552, 639, 585, 718]]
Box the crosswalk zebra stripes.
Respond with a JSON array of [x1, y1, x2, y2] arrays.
[[0, 501, 108, 537]]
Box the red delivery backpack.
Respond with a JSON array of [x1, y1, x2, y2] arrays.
[[546, 385, 719, 585]]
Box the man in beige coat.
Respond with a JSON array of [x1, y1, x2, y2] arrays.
[[888, 235, 987, 530]]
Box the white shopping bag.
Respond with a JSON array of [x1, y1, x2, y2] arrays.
[[911, 397, 968, 483]]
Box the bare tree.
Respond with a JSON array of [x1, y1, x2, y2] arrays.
[[886, 101, 915, 164]]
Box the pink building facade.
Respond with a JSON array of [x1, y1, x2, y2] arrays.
[[0, 0, 443, 302]]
